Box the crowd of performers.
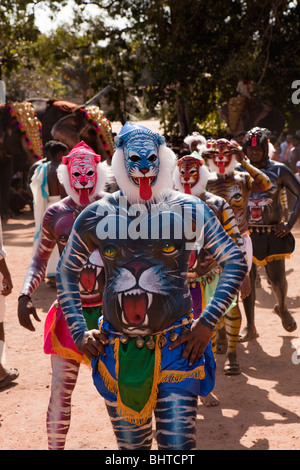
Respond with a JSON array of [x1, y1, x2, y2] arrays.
[[1, 121, 299, 450]]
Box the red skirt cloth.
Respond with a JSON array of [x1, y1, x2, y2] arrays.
[[44, 300, 102, 366]]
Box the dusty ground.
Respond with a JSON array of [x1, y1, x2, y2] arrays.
[[0, 206, 300, 451]]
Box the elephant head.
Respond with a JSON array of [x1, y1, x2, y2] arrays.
[[29, 98, 78, 146], [0, 103, 41, 171]]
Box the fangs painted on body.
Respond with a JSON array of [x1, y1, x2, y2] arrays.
[[118, 289, 153, 310]]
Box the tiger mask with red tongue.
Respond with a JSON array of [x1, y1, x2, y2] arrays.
[[174, 153, 209, 196], [57, 141, 108, 207], [205, 138, 238, 176], [112, 122, 176, 204]]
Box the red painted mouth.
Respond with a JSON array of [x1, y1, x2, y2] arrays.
[[122, 292, 148, 325], [79, 263, 104, 304], [80, 265, 97, 292], [251, 207, 262, 219]]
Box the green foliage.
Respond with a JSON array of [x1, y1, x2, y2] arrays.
[[0, 0, 40, 77], [1, 0, 300, 135]]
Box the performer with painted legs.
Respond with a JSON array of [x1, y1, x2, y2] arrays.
[[56, 123, 247, 450], [241, 127, 300, 339], [174, 153, 246, 380], [18, 142, 108, 450], [202, 138, 271, 344]]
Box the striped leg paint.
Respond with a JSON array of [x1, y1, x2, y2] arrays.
[[105, 400, 153, 450], [46, 355, 80, 450], [105, 390, 197, 450], [155, 391, 197, 450], [224, 304, 241, 355]]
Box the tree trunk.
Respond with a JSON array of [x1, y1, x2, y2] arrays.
[[176, 91, 189, 136]]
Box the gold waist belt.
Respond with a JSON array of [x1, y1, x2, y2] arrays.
[[249, 225, 274, 234], [100, 315, 193, 350]]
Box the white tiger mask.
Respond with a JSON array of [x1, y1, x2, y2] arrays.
[[112, 122, 176, 204]]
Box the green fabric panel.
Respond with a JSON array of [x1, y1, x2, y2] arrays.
[[83, 305, 102, 330], [118, 337, 155, 413]]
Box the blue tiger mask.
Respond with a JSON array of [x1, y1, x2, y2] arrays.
[[113, 122, 176, 202]]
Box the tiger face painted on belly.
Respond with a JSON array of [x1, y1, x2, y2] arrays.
[[206, 172, 250, 234], [101, 232, 191, 335]]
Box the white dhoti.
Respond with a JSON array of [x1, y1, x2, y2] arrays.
[[242, 231, 253, 272]]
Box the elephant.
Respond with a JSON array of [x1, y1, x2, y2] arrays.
[[0, 102, 42, 220], [29, 98, 115, 162], [28, 97, 78, 146], [50, 105, 114, 163], [50, 105, 117, 191], [29, 86, 115, 149], [0, 98, 115, 219], [219, 96, 285, 137]]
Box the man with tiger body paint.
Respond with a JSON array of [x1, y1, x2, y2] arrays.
[[17, 141, 109, 450], [56, 122, 247, 450], [174, 152, 246, 380], [241, 127, 300, 339], [202, 138, 271, 343]]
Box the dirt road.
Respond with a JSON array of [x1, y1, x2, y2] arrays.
[[0, 209, 299, 450]]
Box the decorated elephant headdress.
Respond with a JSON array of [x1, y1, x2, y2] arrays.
[[57, 141, 108, 206], [112, 122, 176, 203]]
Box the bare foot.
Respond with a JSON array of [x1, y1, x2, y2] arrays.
[[200, 393, 219, 407], [238, 326, 259, 343]]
